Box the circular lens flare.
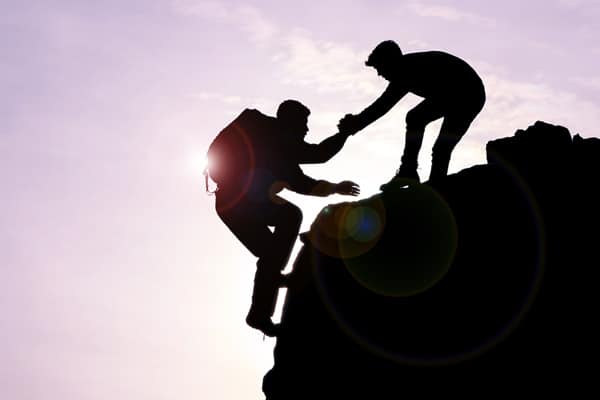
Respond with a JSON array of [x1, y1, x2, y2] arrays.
[[310, 169, 546, 367], [307, 196, 386, 259], [342, 183, 457, 298]]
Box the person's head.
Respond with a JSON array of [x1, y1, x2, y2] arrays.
[[277, 100, 311, 140], [365, 40, 403, 81]]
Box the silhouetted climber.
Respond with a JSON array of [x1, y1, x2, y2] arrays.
[[338, 40, 486, 188], [209, 100, 359, 337]]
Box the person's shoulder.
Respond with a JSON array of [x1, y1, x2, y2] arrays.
[[405, 50, 452, 59], [405, 51, 468, 68], [401, 51, 439, 68]]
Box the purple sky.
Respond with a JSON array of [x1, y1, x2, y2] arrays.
[[2, 1, 600, 399]]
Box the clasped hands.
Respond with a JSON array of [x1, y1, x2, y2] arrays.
[[337, 114, 362, 136]]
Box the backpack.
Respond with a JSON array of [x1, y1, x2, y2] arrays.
[[204, 108, 277, 194]]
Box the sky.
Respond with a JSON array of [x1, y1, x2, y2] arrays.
[[1, 0, 600, 399]]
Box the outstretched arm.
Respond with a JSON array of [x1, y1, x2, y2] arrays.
[[339, 83, 407, 134], [283, 165, 360, 197], [307, 179, 360, 197], [298, 132, 351, 164]]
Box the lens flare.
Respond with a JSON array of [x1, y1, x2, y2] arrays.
[[310, 170, 546, 367], [190, 153, 209, 177], [307, 196, 386, 259], [344, 207, 383, 243], [342, 183, 457, 298]]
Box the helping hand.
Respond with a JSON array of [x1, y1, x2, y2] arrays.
[[337, 114, 361, 135], [336, 180, 360, 196]]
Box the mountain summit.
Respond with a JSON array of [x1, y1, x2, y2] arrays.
[[263, 121, 600, 397]]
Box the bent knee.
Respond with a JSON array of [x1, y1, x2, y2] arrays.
[[283, 203, 303, 227], [470, 92, 486, 116], [405, 109, 429, 130], [466, 83, 486, 115]]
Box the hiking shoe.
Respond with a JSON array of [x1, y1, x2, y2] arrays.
[[299, 232, 310, 244], [246, 314, 280, 337], [380, 167, 420, 191]]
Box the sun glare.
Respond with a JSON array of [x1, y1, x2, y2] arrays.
[[190, 152, 209, 177]]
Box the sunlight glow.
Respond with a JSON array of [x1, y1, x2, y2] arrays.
[[190, 152, 209, 177]]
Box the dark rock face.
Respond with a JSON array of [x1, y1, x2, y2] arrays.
[[263, 121, 600, 398]]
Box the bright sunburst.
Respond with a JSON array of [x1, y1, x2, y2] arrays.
[[189, 152, 209, 177]]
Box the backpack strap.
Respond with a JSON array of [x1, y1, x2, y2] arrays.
[[204, 167, 218, 195]]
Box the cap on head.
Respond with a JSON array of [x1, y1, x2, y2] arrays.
[[277, 99, 310, 123], [365, 40, 403, 67]]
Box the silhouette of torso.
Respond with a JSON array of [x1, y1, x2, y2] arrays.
[[391, 51, 484, 103], [217, 131, 324, 205]]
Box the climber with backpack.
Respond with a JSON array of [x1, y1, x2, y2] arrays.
[[206, 99, 360, 337]]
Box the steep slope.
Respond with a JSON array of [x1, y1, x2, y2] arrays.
[[263, 121, 600, 397]]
